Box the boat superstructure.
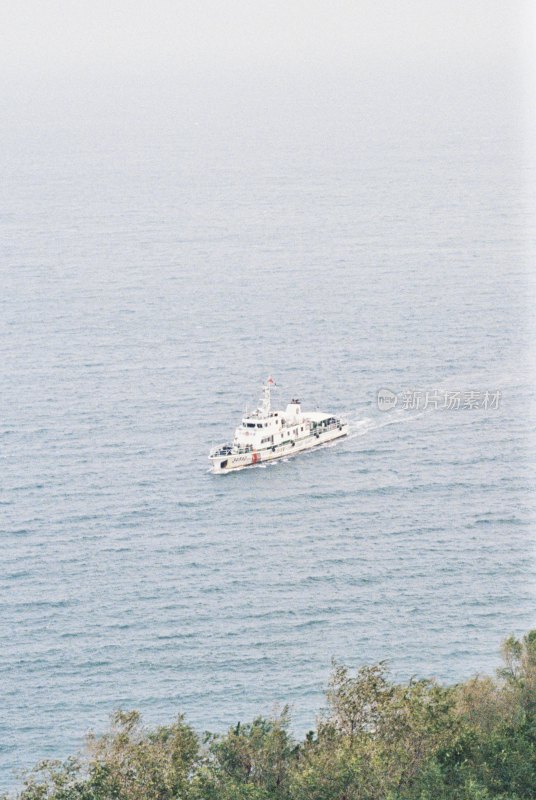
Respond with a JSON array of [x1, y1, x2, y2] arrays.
[[209, 377, 348, 473]]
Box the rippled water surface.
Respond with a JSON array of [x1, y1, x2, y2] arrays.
[[1, 75, 535, 788]]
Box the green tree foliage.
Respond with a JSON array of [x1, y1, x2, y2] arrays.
[[291, 664, 458, 800], [193, 711, 295, 799], [11, 711, 199, 800], [3, 632, 535, 800]]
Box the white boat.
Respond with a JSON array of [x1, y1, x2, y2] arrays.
[[209, 377, 348, 473]]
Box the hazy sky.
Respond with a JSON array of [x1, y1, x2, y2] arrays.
[[1, 0, 534, 83]]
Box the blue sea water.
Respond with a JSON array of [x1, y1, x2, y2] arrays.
[[0, 72, 535, 789]]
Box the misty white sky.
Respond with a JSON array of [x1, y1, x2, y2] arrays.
[[1, 0, 534, 83]]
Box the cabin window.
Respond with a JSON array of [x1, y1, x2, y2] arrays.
[[257, 423, 263, 428]]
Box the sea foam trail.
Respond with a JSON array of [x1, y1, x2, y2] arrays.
[[343, 367, 515, 440], [345, 410, 425, 439]]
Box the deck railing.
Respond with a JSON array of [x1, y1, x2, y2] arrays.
[[211, 421, 345, 457]]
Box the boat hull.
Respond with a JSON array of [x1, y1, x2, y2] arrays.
[[210, 425, 348, 473]]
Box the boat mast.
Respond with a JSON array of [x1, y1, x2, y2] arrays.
[[259, 376, 274, 417]]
